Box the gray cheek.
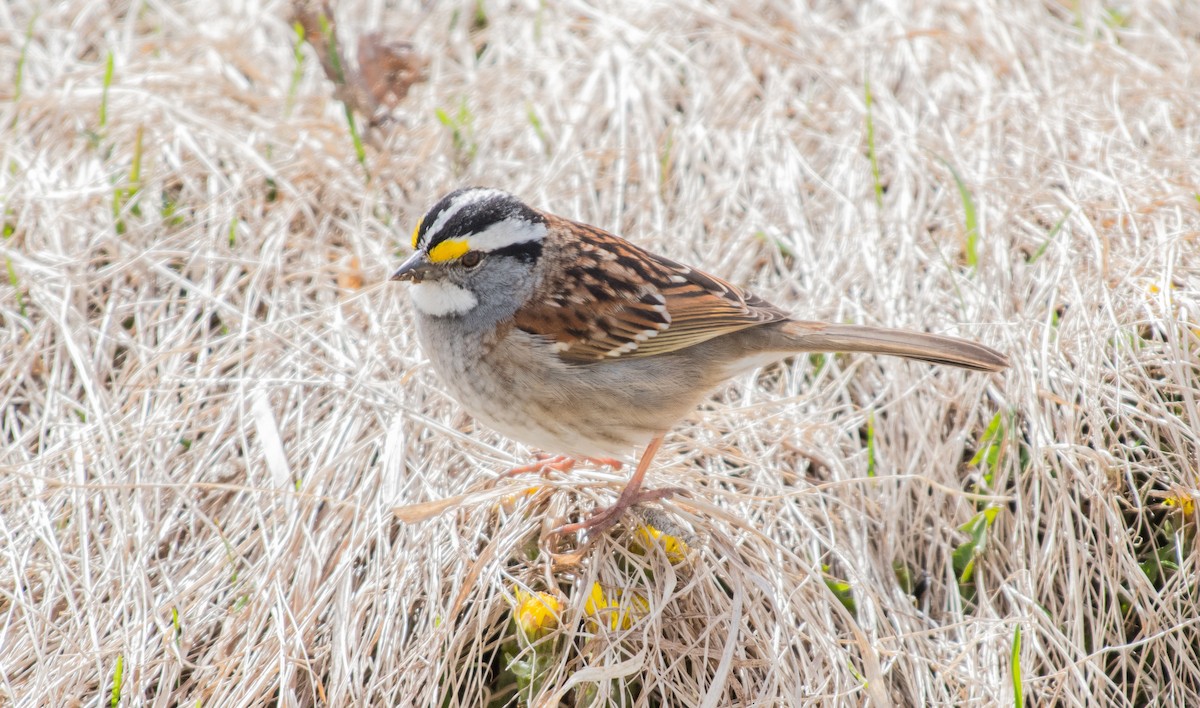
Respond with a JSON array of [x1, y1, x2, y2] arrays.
[[453, 258, 539, 329]]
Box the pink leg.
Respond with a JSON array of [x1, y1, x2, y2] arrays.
[[555, 435, 671, 537]]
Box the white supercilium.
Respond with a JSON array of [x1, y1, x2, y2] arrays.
[[469, 219, 548, 252]]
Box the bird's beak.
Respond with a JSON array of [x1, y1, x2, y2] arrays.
[[390, 251, 433, 283]]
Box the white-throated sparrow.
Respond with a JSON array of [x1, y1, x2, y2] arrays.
[[392, 188, 1008, 537]]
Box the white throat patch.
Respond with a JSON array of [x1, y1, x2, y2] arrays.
[[410, 280, 478, 317]]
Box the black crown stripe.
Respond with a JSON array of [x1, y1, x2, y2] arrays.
[[422, 189, 545, 250], [487, 240, 543, 264]]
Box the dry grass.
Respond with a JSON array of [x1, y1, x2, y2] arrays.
[[2, 0, 1199, 705]]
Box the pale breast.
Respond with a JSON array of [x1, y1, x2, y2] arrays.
[[413, 314, 711, 458]]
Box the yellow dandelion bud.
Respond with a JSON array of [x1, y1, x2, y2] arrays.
[[513, 588, 561, 640], [584, 582, 648, 631], [632, 525, 689, 563], [499, 486, 542, 514], [1162, 494, 1196, 516]]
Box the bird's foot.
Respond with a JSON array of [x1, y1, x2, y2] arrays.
[[503, 453, 576, 477], [502, 454, 623, 478], [553, 486, 680, 538], [583, 456, 624, 471]]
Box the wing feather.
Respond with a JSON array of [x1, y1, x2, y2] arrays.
[[513, 218, 787, 362]]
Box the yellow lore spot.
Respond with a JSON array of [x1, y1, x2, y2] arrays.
[[411, 217, 423, 249], [428, 239, 470, 263]]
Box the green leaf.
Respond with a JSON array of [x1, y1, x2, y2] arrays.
[[969, 412, 1005, 467], [953, 507, 1000, 585], [822, 565, 857, 616]]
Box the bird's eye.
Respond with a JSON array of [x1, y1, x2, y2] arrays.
[[460, 251, 482, 268]]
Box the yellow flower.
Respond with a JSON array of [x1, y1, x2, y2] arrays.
[[498, 486, 541, 514], [1162, 493, 1196, 516], [632, 525, 689, 563], [584, 582, 648, 631], [512, 588, 561, 640]]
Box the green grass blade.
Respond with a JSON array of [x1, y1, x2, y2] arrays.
[[1011, 625, 1023, 708], [100, 51, 114, 129], [865, 410, 876, 477], [14, 15, 36, 105], [286, 22, 306, 116], [319, 14, 345, 84], [865, 77, 883, 212], [5, 256, 26, 319], [1027, 208, 1071, 264], [343, 105, 368, 178], [526, 102, 549, 155], [934, 155, 979, 269], [109, 654, 124, 707]]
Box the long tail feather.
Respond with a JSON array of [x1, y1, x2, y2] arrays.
[[782, 321, 1009, 372]]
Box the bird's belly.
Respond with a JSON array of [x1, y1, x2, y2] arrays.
[[417, 318, 663, 458]]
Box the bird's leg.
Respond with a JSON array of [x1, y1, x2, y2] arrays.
[[555, 435, 671, 537]]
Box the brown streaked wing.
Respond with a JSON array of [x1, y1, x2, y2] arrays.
[[513, 218, 789, 362]]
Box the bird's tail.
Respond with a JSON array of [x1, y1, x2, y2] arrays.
[[780, 321, 1009, 372]]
